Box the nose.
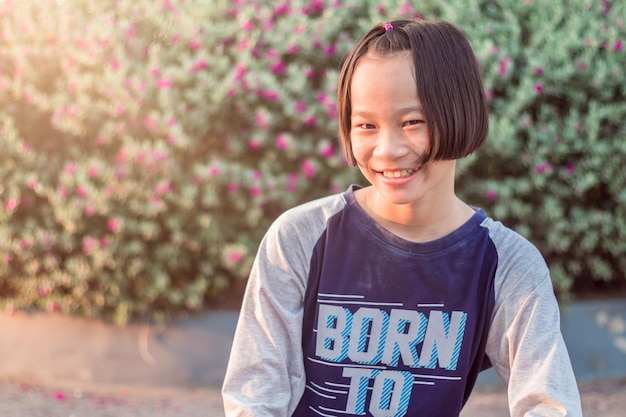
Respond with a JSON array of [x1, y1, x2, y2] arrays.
[[372, 127, 409, 160]]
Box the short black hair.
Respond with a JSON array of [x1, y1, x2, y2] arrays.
[[338, 20, 489, 165]]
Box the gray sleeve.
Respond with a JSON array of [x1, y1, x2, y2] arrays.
[[484, 219, 583, 417], [222, 195, 343, 417]]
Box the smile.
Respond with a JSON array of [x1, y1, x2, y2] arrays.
[[380, 168, 418, 178]]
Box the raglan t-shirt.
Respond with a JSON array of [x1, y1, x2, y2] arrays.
[[222, 185, 582, 417], [293, 187, 496, 416]]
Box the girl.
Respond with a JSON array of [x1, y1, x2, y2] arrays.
[[222, 19, 582, 417]]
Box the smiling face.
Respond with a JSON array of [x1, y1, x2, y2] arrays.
[[350, 52, 458, 213]]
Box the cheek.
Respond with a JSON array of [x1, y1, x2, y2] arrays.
[[349, 136, 369, 160]]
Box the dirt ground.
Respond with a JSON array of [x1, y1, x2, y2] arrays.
[[461, 377, 626, 417], [0, 376, 624, 416]]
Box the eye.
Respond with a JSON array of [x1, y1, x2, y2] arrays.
[[403, 120, 424, 127], [354, 123, 376, 129]]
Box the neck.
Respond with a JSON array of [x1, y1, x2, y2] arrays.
[[356, 187, 475, 243]]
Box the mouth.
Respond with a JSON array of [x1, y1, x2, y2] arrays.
[[378, 168, 420, 178]]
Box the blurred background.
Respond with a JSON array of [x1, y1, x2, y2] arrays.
[[0, 0, 625, 413]]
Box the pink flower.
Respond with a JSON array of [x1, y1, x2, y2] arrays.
[[155, 78, 172, 89], [300, 159, 317, 179], [325, 102, 337, 118], [228, 251, 244, 263], [191, 59, 208, 72], [305, 116, 316, 126], [615, 40, 623, 52], [54, 391, 66, 401], [155, 181, 172, 195], [242, 20, 254, 31], [486, 190, 497, 200], [255, 113, 269, 129], [274, 3, 289, 17], [154, 151, 167, 162], [85, 205, 95, 217], [302, 0, 324, 15], [324, 44, 337, 56], [276, 134, 289, 150], [566, 164, 576, 174], [319, 144, 335, 158], [126, 25, 137, 39], [107, 218, 121, 233], [76, 187, 88, 198], [111, 59, 121, 70], [237, 38, 249, 51], [227, 183, 239, 193], [577, 62, 586, 71], [5, 198, 18, 211], [533, 162, 552, 174], [260, 90, 279, 101], [295, 102, 306, 113], [189, 39, 201, 50], [288, 45, 299, 54], [63, 163, 76, 175], [498, 57, 512, 76], [535, 67, 544, 75], [286, 173, 299, 192], [400, 2, 413, 16], [143, 116, 157, 131], [533, 82, 544, 94], [83, 236, 98, 255], [248, 140, 261, 150], [116, 151, 127, 164], [249, 185, 262, 197], [271, 61, 286, 75], [234, 65, 246, 81], [485, 90, 494, 100]]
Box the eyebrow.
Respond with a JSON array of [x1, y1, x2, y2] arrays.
[[351, 106, 424, 117]]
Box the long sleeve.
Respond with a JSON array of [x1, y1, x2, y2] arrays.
[[485, 221, 583, 416], [222, 195, 343, 417]]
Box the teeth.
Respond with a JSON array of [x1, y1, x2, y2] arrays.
[[381, 169, 415, 178]]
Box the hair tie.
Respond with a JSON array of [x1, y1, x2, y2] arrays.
[[384, 22, 393, 31]]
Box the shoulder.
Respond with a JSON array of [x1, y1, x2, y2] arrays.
[[479, 217, 551, 302], [261, 192, 347, 255]]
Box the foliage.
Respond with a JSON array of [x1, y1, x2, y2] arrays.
[[448, 0, 626, 296], [0, 0, 624, 323]]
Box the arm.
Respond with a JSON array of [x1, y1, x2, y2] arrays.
[[486, 230, 582, 416], [221, 206, 324, 416]]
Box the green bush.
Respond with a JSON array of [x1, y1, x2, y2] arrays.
[[448, 0, 626, 296], [0, 0, 624, 324]]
